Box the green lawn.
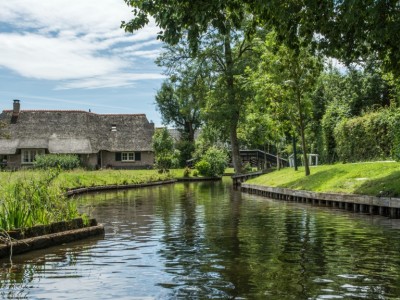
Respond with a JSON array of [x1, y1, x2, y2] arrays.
[[247, 161, 400, 197], [0, 168, 189, 191]]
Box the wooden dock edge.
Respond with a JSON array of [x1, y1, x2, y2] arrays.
[[66, 180, 177, 196], [0, 224, 105, 259], [241, 183, 400, 218]]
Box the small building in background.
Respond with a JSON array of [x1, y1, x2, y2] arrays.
[[0, 100, 155, 169]]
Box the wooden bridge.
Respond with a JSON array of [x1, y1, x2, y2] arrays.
[[239, 149, 288, 170], [187, 149, 288, 169]]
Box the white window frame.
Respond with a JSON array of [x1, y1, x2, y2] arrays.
[[21, 149, 45, 164], [121, 152, 135, 162]]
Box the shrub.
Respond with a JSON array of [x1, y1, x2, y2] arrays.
[[34, 154, 80, 170], [152, 128, 175, 173], [183, 167, 191, 177], [176, 140, 195, 167], [243, 162, 253, 173], [195, 160, 211, 177], [195, 147, 228, 177], [334, 108, 400, 162], [321, 101, 351, 163]]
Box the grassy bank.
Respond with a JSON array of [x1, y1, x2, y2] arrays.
[[247, 161, 400, 197], [0, 169, 186, 190], [0, 169, 186, 230]]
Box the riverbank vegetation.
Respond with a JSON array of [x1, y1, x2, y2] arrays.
[[247, 161, 400, 197], [0, 170, 80, 231], [0, 168, 184, 231], [122, 1, 400, 176]]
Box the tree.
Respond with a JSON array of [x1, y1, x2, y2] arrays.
[[122, 0, 253, 173], [249, 33, 322, 176], [155, 44, 209, 143], [152, 128, 176, 173], [247, 1, 400, 77], [155, 80, 202, 143]]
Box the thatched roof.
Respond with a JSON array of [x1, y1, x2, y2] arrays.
[[0, 110, 154, 155]]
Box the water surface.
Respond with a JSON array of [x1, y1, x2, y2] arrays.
[[2, 179, 400, 299]]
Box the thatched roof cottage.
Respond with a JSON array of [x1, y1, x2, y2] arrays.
[[0, 100, 155, 169]]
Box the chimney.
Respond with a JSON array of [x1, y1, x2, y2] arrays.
[[13, 99, 20, 115], [11, 99, 20, 124]]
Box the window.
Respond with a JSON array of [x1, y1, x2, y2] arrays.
[[21, 149, 45, 164], [121, 152, 135, 162], [115, 152, 141, 162]]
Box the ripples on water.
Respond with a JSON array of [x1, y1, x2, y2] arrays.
[[2, 179, 400, 299]]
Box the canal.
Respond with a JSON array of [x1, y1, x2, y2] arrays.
[[2, 178, 400, 299]]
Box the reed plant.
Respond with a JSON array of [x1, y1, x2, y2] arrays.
[[0, 169, 80, 231], [0, 168, 188, 230]]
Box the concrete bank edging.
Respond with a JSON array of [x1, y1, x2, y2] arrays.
[[241, 183, 400, 218], [0, 224, 105, 259]]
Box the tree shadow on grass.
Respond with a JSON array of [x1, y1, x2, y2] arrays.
[[353, 171, 400, 197]]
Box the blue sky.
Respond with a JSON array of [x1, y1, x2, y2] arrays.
[[0, 0, 166, 125]]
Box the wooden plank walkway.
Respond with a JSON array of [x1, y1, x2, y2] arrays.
[[242, 183, 400, 218]]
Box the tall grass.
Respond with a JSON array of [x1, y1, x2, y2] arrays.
[[0, 169, 80, 230], [0, 168, 184, 230]]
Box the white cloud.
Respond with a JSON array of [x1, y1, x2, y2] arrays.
[[0, 0, 163, 89], [56, 73, 165, 90]]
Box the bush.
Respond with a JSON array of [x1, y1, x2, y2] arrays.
[[321, 101, 351, 163], [183, 167, 191, 177], [34, 154, 80, 170], [334, 108, 400, 162], [153, 128, 176, 173], [176, 140, 195, 167], [195, 160, 212, 176], [243, 162, 253, 173], [195, 147, 228, 177]]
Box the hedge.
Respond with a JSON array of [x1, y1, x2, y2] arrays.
[[334, 108, 400, 162]]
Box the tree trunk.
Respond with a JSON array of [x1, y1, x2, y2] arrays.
[[297, 91, 310, 176], [292, 133, 298, 171], [276, 142, 280, 170], [184, 121, 195, 142], [224, 28, 241, 174]]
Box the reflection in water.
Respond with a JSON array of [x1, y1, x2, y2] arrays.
[[2, 178, 400, 299]]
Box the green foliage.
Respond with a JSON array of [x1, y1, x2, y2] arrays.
[[152, 128, 175, 173], [175, 140, 195, 167], [195, 147, 228, 177], [242, 162, 253, 173], [183, 167, 191, 177], [195, 160, 212, 177], [320, 101, 351, 163], [248, 31, 322, 175], [34, 154, 80, 170], [0, 170, 79, 230], [155, 77, 203, 142], [334, 108, 400, 162]]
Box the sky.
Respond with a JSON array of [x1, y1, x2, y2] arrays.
[[0, 0, 166, 125]]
